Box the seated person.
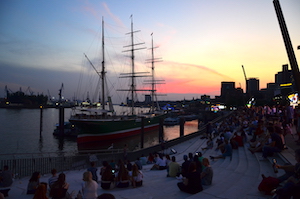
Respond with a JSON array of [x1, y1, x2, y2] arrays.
[[248, 133, 270, 154], [87, 162, 98, 182], [274, 149, 300, 199], [131, 164, 143, 188], [140, 154, 147, 165], [177, 162, 203, 194], [100, 164, 114, 190], [202, 138, 213, 150], [115, 163, 130, 188], [261, 126, 284, 159], [147, 153, 155, 164], [33, 182, 48, 199], [27, 172, 41, 194], [201, 158, 213, 186], [150, 154, 167, 170], [0, 165, 13, 188], [82, 171, 98, 199], [134, 158, 142, 170], [210, 139, 232, 160], [50, 173, 69, 199], [168, 156, 180, 177], [48, 168, 58, 189]]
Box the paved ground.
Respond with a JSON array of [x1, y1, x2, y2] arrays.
[[3, 126, 300, 199]]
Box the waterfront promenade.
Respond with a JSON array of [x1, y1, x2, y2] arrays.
[[3, 125, 299, 199]]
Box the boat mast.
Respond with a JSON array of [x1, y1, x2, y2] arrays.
[[150, 33, 155, 112], [101, 17, 106, 110], [146, 33, 164, 113], [130, 16, 135, 115]]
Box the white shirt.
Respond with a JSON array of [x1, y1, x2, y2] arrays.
[[82, 180, 98, 199]]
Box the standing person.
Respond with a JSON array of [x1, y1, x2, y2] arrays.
[[27, 171, 41, 194], [167, 156, 181, 177], [50, 173, 69, 199], [82, 171, 98, 199], [0, 165, 13, 188], [48, 169, 58, 189], [123, 144, 128, 161], [201, 158, 213, 186], [177, 162, 203, 194], [87, 162, 98, 182]]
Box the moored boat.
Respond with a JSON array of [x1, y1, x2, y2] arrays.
[[69, 16, 165, 146]]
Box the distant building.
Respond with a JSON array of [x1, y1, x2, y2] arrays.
[[246, 78, 259, 96], [275, 64, 294, 96], [145, 95, 151, 104], [221, 82, 235, 98]]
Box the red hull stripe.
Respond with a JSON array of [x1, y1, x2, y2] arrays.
[[77, 124, 159, 144]]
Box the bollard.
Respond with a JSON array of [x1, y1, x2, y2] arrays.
[[59, 106, 64, 136], [140, 117, 144, 149], [39, 105, 43, 137], [180, 117, 185, 137], [159, 118, 164, 142]]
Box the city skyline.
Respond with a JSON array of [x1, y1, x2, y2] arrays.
[[0, 0, 299, 103]]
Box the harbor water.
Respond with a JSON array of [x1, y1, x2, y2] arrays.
[[0, 106, 198, 157]]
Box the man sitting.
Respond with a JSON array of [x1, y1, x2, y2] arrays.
[[168, 156, 180, 177]]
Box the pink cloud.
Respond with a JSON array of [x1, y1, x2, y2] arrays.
[[102, 2, 125, 28]]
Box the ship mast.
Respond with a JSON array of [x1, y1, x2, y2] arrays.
[[101, 17, 105, 110], [145, 33, 164, 113], [120, 15, 148, 115]]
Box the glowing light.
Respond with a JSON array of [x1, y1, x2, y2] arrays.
[[280, 83, 292, 87]]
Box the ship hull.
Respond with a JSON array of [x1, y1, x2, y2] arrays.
[[70, 114, 164, 144]]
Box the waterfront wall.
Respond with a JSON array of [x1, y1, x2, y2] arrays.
[[0, 111, 232, 178]]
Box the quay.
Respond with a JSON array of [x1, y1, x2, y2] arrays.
[[1, 110, 299, 199]]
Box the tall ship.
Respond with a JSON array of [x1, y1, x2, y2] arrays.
[[69, 17, 165, 146]]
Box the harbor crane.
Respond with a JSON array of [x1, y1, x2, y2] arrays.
[[241, 65, 248, 86]]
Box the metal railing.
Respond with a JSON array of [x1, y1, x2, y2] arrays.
[[0, 150, 123, 178]]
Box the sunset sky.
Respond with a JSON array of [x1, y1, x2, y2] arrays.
[[0, 0, 300, 103]]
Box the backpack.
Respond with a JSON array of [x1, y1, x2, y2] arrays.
[[258, 174, 280, 195]]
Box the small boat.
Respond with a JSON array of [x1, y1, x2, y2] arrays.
[[163, 117, 180, 126], [69, 17, 165, 146], [53, 122, 78, 137]]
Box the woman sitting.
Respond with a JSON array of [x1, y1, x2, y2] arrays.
[[33, 182, 48, 199], [82, 171, 98, 199], [115, 163, 130, 188], [131, 164, 143, 188], [50, 173, 69, 199], [100, 164, 114, 190], [27, 171, 41, 194], [201, 158, 213, 186]]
